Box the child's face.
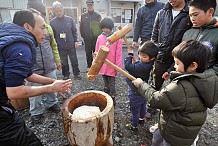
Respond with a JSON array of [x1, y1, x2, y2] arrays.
[[189, 6, 213, 27], [174, 57, 194, 73], [139, 52, 151, 63], [102, 28, 111, 35]]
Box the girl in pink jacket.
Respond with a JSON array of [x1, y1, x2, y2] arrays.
[[95, 17, 123, 104]]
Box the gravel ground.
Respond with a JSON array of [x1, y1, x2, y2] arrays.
[[17, 72, 218, 146]]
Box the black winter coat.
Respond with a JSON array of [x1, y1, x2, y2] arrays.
[[151, 2, 192, 63]]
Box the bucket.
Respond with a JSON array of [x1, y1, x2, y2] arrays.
[[10, 98, 29, 110], [62, 90, 114, 146]]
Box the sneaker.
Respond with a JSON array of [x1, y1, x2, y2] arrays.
[[63, 76, 69, 80], [126, 123, 138, 131], [74, 75, 82, 80], [47, 104, 60, 113], [31, 114, 44, 124], [139, 118, 144, 124]]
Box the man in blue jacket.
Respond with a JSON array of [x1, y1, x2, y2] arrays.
[[0, 9, 72, 145], [132, 0, 164, 48], [50, 1, 81, 80]]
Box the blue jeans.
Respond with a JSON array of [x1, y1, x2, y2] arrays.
[[27, 70, 59, 116], [128, 89, 146, 127], [152, 129, 171, 146]]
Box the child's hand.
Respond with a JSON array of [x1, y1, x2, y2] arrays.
[[162, 72, 170, 80], [132, 78, 143, 88], [132, 57, 136, 64]]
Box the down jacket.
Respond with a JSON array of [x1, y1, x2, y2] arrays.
[[151, 2, 192, 63], [138, 71, 218, 146]]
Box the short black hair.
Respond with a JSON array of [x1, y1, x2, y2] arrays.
[[189, 0, 217, 15], [100, 17, 114, 30], [172, 40, 212, 73], [13, 8, 41, 28], [138, 41, 159, 59]]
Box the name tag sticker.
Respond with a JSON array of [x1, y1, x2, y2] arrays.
[[60, 33, 66, 39]]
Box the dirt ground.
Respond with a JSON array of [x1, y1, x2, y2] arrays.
[[17, 72, 218, 146]]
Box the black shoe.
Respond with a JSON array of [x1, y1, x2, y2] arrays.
[[139, 118, 145, 124], [74, 75, 82, 80], [63, 76, 69, 80], [126, 123, 138, 131], [47, 104, 60, 113], [31, 114, 44, 124]]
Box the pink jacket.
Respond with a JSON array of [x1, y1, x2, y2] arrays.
[[95, 34, 123, 77]]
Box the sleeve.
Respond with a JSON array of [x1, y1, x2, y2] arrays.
[[133, 8, 142, 42], [95, 36, 100, 53], [71, 18, 78, 42], [151, 10, 160, 43], [47, 24, 61, 64], [4, 43, 33, 87], [80, 14, 85, 38], [138, 81, 186, 111], [115, 39, 123, 68]]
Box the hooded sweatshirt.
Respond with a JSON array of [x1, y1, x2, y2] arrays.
[[138, 70, 218, 146]]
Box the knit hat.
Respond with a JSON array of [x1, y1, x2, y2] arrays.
[[27, 0, 46, 16], [86, 0, 94, 4]]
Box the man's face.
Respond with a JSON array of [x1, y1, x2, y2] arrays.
[[189, 6, 213, 27], [28, 14, 46, 44], [145, 0, 154, 4], [87, 4, 94, 12], [168, 0, 184, 8], [53, 8, 64, 18]]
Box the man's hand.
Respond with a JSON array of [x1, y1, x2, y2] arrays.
[[51, 79, 72, 93], [75, 42, 79, 48], [56, 62, 62, 71], [132, 42, 137, 48], [132, 78, 143, 88]]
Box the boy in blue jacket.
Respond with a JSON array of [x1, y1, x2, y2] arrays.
[[124, 41, 159, 131]]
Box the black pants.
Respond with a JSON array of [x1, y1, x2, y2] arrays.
[[59, 48, 80, 77], [102, 75, 116, 97], [84, 38, 97, 68], [150, 61, 172, 90], [0, 106, 42, 146]]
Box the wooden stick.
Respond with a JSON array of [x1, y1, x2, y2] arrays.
[[117, 25, 136, 63], [58, 92, 67, 99], [118, 26, 132, 52]]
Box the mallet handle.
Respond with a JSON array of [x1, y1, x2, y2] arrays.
[[118, 26, 132, 52], [104, 59, 136, 81]]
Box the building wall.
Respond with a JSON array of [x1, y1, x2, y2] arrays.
[[0, 0, 27, 22]]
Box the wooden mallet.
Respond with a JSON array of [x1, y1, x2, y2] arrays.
[[117, 25, 136, 63], [107, 24, 132, 45], [87, 46, 136, 81]]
